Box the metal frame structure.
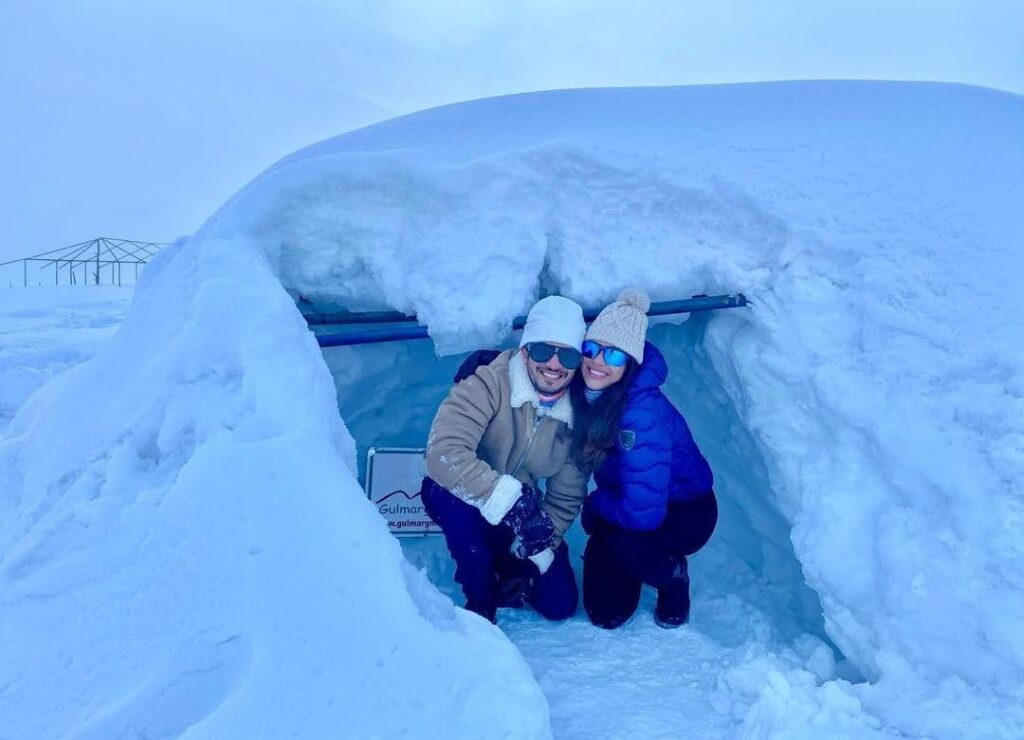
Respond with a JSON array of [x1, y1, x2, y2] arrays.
[[0, 237, 166, 287]]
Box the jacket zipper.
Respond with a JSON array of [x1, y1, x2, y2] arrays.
[[510, 412, 544, 478]]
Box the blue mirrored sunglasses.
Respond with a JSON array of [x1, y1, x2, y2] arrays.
[[581, 340, 629, 367]]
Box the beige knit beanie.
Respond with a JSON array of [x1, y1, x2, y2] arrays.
[[585, 288, 651, 364]]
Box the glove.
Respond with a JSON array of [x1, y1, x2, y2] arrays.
[[502, 485, 555, 557], [516, 509, 556, 558], [453, 349, 502, 384]]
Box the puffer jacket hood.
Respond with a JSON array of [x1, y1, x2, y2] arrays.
[[628, 341, 669, 393]]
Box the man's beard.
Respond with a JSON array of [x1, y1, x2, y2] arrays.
[[529, 368, 572, 397]]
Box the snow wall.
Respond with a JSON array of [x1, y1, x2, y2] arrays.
[[2, 81, 1022, 737]]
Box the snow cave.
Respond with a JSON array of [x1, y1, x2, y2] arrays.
[[2, 81, 1022, 738], [320, 304, 838, 641]]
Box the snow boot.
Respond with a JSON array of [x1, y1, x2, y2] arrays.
[[465, 599, 498, 624], [495, 573, 530, 609], [653, 559, 690, 628], [653, 605, 689, 629]]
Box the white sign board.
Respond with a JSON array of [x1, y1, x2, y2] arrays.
[[365, 447, 441, 536]]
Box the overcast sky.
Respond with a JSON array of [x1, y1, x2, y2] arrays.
[[1, 1, 1022, 267], [321, 0, 1024, 110]]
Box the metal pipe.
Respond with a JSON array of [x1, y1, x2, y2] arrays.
[[318, 324, 441, 347], [312, 293, 749, 348], [304, 308, 428, 326]]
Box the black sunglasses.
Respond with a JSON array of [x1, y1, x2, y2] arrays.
[[525, 342, 582, 369]]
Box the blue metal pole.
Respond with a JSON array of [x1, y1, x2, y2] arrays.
[[318, 324, 436, 347], [312, 293, 749, 348]]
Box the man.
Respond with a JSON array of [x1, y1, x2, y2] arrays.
[[421, 295, 589, 623]]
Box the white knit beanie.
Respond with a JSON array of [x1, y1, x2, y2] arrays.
[[585, 288, 651, 364], [519, 295, 586, 349]]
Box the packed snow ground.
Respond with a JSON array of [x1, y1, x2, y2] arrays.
[[0, 288, 131, 433], [2, 81, 1023, 738], [402, 523, 866, 739]]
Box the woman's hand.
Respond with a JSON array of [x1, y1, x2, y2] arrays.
[[581, 494, 602, 535]]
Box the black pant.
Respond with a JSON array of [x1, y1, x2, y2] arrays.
[[583, 492, 718, 629], [420, 478, 579, 623]]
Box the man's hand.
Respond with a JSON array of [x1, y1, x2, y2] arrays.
[[453, 349, 502, 384], [502, 485, 555, 556], [516, 509, 556, 557]]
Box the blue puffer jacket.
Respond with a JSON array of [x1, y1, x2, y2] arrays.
[[588, 342, 714, 531]]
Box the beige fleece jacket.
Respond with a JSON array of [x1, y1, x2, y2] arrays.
[[424, 349, 588, 546]]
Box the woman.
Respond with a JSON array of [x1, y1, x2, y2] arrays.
[[574, 288, 717, 629]]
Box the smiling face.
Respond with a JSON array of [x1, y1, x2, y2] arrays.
[[521, 344, 576, 397], [582, 343, 628, 390]]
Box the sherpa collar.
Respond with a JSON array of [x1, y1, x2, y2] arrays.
[[508, 351, 574, 429]]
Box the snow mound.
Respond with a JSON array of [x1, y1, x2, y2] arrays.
[[0, 240, 549, 736], [2, 81, 1023, 736]]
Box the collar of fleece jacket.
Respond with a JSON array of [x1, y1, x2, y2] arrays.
[[508, 351, 574, 429]]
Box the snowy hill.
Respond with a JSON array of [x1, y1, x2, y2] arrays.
[[1, 81, 1022, 738], [0, 288, 130, 433]]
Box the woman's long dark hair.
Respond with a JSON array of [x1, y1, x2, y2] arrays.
[[571, 359, 638, 473]]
